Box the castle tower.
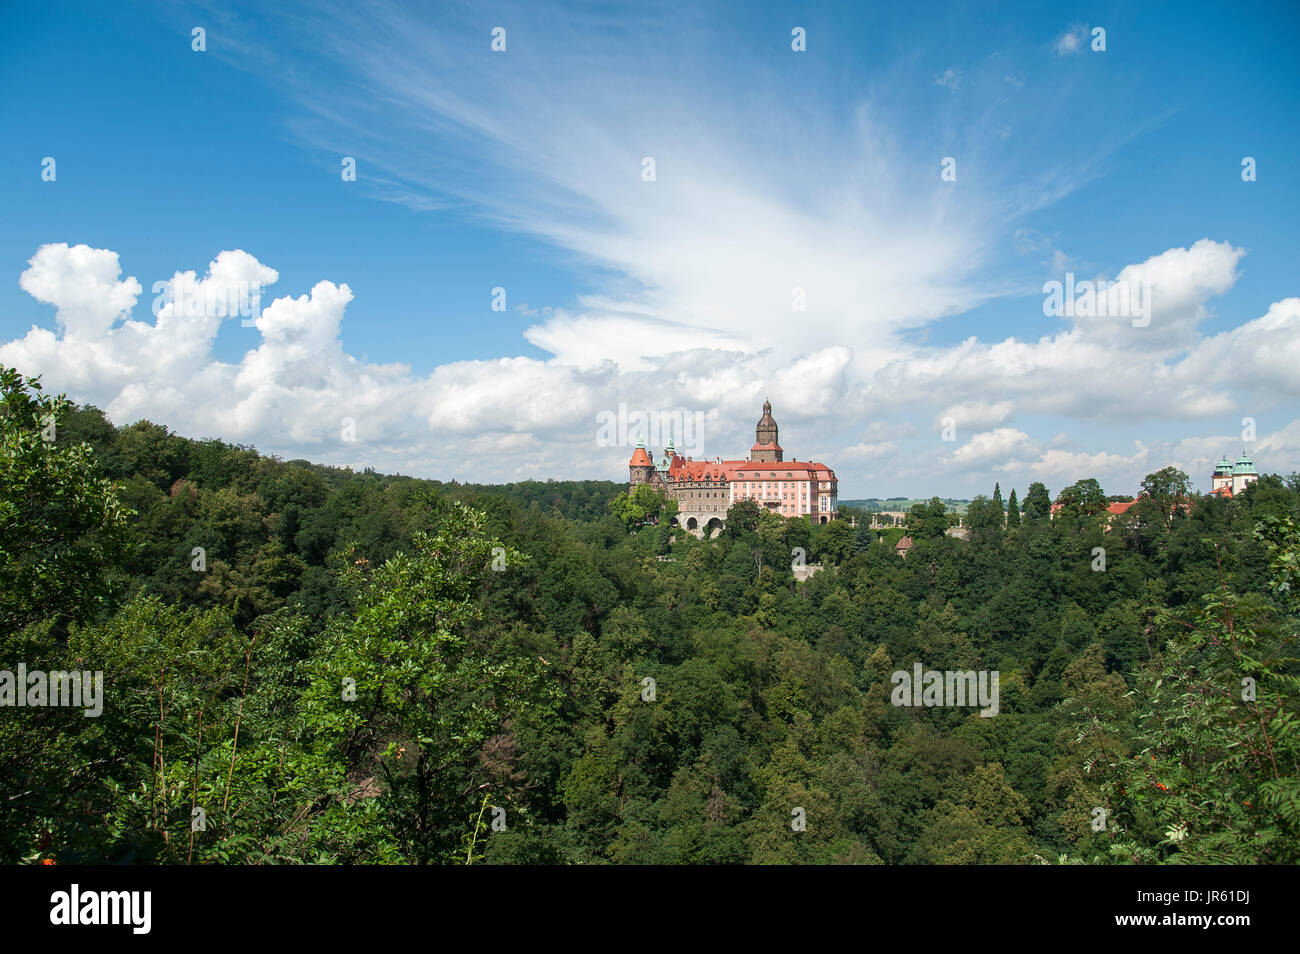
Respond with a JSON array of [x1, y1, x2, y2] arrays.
[[657, 437, 676, 476], [1231, 452, 1258, 496], [751, 399, 783, 463], [1211, 456, 1233, 496], [629, 441, 653, 486]]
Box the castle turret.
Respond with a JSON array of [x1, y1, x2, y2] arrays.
[[751, 399, 783, 463], [1231, 452, 1258, 496], [657, 438, 676, 476], [1211, 456, 1233, 496], [629, 441, 653, 486]]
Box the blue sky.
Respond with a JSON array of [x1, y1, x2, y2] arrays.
[[1, 0, 1297, 498]]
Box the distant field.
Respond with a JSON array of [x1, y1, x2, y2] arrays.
[[840, 498, 972, 515]]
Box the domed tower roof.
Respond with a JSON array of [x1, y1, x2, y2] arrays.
[[756, 399, 778, 439], [629, 441, 652, 467], [1233, 453, 1256, 475], [752, 399, 783, 463], [1213, 456, 1233, 475]]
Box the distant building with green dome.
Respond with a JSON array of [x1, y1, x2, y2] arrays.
[[1211, 453, 1258, 497]]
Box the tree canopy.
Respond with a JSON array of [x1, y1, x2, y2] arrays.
[[2, 368, 1296, 866]]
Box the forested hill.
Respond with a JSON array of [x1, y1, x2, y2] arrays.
[[46, 399, 625, 628], [3, 366, 1298, 865]]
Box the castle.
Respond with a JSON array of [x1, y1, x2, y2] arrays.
[[1210, 453, 1258, 497], [628, 400, 838, 537]]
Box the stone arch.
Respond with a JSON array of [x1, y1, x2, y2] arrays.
[[819, 515, 828, 524], [686, 516, 698, 530]]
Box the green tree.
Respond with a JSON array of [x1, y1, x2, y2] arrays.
[[1101, 520, 1299, 863], [818, 517, 854, 564], [1137, 466, 1194, 533], [1055, 478, 1108, 518], [853, 522, 875, 553], [1006, 489, 1021, 529], [726, 498, 763, 537], [908, 763, 1036, 864], [301, 503, 552, 863], [906, 497, 949, 540], [966, 494, 1004, 545], [1022, 482, 1052, 522], [609, 483, 669, 529], [0, 367, 132, 635]]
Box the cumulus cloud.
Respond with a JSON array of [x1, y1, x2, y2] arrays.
[[1175, 297, 1300, 396], [842, 440, 900, 459], [2, 245, 851, 480], [937, 400, 1016, 432], [17, 244, 141, 340], [951, 428, 1034, 468], [1070, 238, 1246, 351], [865, 240, 1272, 425], [2, 234, 1295, 493]]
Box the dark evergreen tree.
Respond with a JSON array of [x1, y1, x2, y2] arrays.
[[1022, 482, 1052, 521]]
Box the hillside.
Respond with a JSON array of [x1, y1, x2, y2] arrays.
[[4, 368, 1298, 865]]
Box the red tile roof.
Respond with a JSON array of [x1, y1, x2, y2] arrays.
[[668, 459, 749, 481], [628, 446, 652, 467], [733, 460, 835, 477]]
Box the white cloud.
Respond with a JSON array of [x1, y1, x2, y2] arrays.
[[937, 400, 1015, 432], [934, 67, 961, 90], [1174, 297, 1300, 396], [1056, 27, 1084, 55], [997, 420, 1300, 495], [841, 440, 899, 459], [951, 428, 1034, 468], [864, 240, 1273, 425], [5, 191, 1299, 501], [212, 0, 1122, 379], [17, 243, 141, 341], [4, 238, 1298, 494]]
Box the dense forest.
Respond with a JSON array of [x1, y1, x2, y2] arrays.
[[2, 365, 1297, 864]]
